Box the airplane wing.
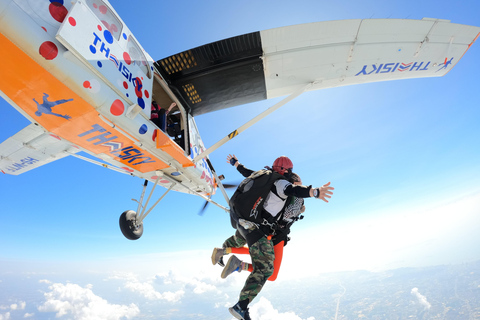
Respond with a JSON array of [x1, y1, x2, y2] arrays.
[[155, 18, 480, 116], [0, 124, 80, 175]]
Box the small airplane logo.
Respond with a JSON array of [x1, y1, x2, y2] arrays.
[[436, 57, 454, 72], [33, 93, 73, 120]]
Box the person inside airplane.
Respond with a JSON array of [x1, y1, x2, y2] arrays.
[[166, 112, 184, 147], [151, 101, 176, 132]]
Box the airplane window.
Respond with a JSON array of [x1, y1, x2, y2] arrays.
[[85, 0, 123, 40], [127, 36, 151, 79]]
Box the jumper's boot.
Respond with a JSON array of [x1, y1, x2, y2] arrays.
[[229, 302, 251, 320], [211, 247, 226, 267], [221, 255, 242, 279]]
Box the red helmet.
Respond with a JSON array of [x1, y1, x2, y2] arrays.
[[272, 156, 293, 175]]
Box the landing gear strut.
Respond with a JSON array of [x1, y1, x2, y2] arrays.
[[119, 177, 173, 240], [118, 169, 230, 240]]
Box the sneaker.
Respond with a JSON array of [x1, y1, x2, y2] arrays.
[[229, 302, 251, 320], [218, 256, 225, 267], [211, 247, 225, 266], [221, 255, 242, 279]]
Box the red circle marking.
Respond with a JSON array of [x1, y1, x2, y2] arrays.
[[123, 81, 128, 89], [83, 80, 91, 88], [150, 177, 170, 184], [99, 5, 108, 14], [110, 99, 125, 116], [144, 90, 150, 98], [97, 25, 102, 31], [123, 52, 132, 65], [49, 2, 68, 23], [68, 17, 76, 26], [39, 41, 58, 60], [101, 20, 110, 31]]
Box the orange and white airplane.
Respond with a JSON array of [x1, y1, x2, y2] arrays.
[[1, 0, 479, 239]]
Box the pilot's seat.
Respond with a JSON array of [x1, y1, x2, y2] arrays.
[[150, 101, 166, 131], [167, 113, 184, 148]]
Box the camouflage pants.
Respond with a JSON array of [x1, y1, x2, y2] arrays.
[[222, 230, 247, 248], [238, 236, 274, 303]]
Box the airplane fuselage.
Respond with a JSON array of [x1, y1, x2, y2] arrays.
[[0, 0, 215, 196]]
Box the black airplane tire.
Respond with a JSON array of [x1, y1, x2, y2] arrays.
[[119, 210, 143, 240]]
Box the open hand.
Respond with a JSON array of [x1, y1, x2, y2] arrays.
[[227, 154, 238, 166], [315, 182, 334, 202]]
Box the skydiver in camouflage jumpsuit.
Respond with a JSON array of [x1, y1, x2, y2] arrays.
[[214, 155, 333, 320], [218, 173, 306, 283]]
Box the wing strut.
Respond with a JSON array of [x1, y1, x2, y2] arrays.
[[192, 82, 314, 162], [69, 152, 134, 175], [205, 158, 230, 204]]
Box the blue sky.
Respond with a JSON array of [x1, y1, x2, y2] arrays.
[[1, 0, 480, 319]]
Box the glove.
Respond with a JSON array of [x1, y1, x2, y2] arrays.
[[230, 157, 238, 166]]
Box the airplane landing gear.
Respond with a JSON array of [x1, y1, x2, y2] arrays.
[[117, 172, 229, 240], [119, 177, 173, 240], [119, 210, 143, 240]]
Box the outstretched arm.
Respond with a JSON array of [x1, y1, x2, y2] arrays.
[[227, 154, 254, 177], [54, 99, 74, 105]]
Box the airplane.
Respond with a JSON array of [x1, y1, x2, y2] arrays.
[[0, 0, 479, 240]]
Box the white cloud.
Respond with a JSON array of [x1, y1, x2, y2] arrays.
[[0, 301, 27, 320], [0, 313, 10, 320], [9, 302, 26, 311], [411, 287, 431, 310], [0, 312, 10, 320], [108, 269, 222, 303], [124, 279, 184, 302], [38, 282, 140, 320], [23, 313, 34, 318], [156, 270, 220, 295], [39, 279, 51, 284], [186, 278, 217, 294], [250, 297, 315, 320], [109, 271, 184, 302]]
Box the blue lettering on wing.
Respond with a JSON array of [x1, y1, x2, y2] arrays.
[[6, 157, 39, 173], [355, 60, 435, 76]]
